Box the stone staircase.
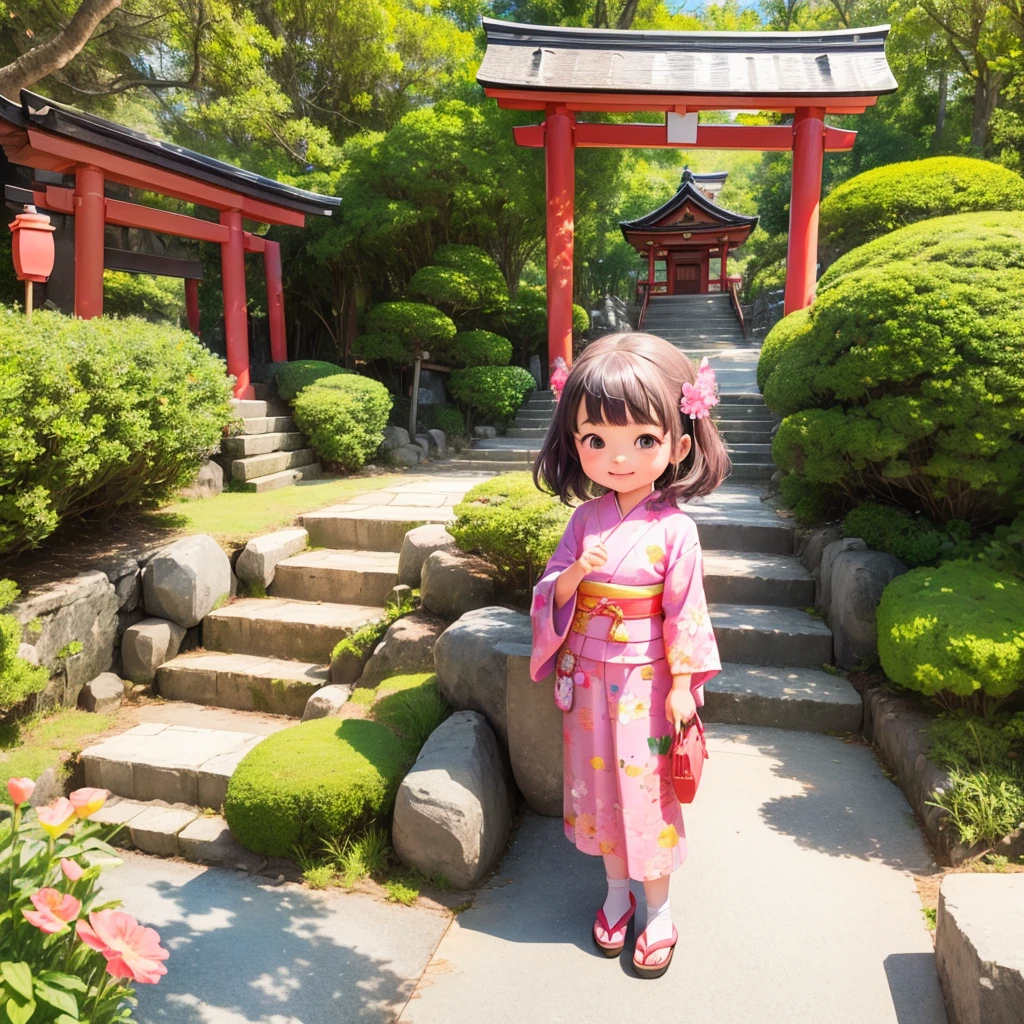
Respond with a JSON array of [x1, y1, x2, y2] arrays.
[[447, 390, 554, 472], [80, 474, 859, 863], [220, 383, 322, 493]]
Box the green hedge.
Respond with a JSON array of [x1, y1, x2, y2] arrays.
[[276, 360, 349, 401], [442, 330, 512, 368], [407, 245, 508, 316], [818, 156, 1024, 265], [421, 403, 467, 441], [448, 365, 535, 424], [356, 301, 457, 368], [763, 213, 1024, 526], [225, 673, 448, 856], [756, 307, 808, 394], [0, 309, 233, 555], [292, 374, 392, 471], [450, 473, 572, 591], [877, 561, 1024, 701], [572, 303, 589, 338], [0, 579, 47, 711], [842, 503, 948, 568]]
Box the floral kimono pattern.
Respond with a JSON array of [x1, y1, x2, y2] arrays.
[[530, 491, 720, 881]]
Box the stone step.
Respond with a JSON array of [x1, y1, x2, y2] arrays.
[[242, 463, 323, 493], [303, 506, 455, 552], [156, 652, 330, 716], [270, 548, 400, 605], [452, 448, 541, 462], [718, 393, 767, 405], [507, 426, 549, 438], [709, 603, 833, 667], [702, 663, 862, 733], [203, 597, 383, 663], [726, 449, 774, 463], [92, 798, 255, 865], [717, 428, 776, 445], [686, 509, 793, 555], [726, 443, 773, 455], [229, 398, 290, 419], [444, 460, 528, 472], [81, 722, 268, 810], [230, 448, 319, 483], [515, 412, 554, 424], [728, 464, 776, 483], [703, 551, 814, 607], [240, 415, 296, 435], [222, 431, 308, 458], [713, 406, 777, 421]]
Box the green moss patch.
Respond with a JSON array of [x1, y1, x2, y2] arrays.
[[225, 673, 449, 857]]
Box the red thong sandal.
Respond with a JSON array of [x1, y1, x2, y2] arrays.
[[592, 891, 636, 957], [632, 925, 679, 979]]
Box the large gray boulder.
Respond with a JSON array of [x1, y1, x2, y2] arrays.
[[142, 535, 232, 628], [397, 525, 457, 588], [936, 874, 1024, 1024], [359, 611, 445, 688], [12, 572, 119, 701], [505, 648, 562, 816], [235, 528, 308, 589], [302, 684, 352, 721], [121, 617, 187, 685], [426, 429, 447, 458], [798, 525, 841, 575], [179, 460, 223, 500], [392, 711, 514, 890], [391, 444, 421, 467], [433, 606, 532, 744], [79, 672, 125, 714], [421, 550, 495, 621], [819, 537, 866, 618], [382, 425, 411, 451], [829, 550, 906, 669]]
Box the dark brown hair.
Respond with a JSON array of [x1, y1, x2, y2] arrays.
[[533, 332, 731, 506]]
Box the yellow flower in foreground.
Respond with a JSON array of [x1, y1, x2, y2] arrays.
[[69, 787, 109, 819], [589, 756, 606, 771], [575, 814, 597, 839], [624, 764, 644, 778], [599, 840, 616, 855], [36, 798, 76, 839], [657, 824, 680, 848], [640, 666, 654, 681]]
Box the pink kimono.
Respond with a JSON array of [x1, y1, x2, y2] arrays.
[[530, 490, 721, 881]]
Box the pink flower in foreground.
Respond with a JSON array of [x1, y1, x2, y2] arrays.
[[36, 798, 76, 839], [6, 777, 34, 805], [77, 911, 169, 985], [23, 887, 81, 934], [69, 787, 108, 819], [61, 858, 85, 882]]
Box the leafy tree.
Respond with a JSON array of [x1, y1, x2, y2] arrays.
[[408, 245, 509, 319]]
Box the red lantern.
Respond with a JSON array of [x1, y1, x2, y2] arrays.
[[8, 205, 55, 321]]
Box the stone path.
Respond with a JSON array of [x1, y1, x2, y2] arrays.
[[398, 726, 947, 1024], [98, 853, 449, 1024]]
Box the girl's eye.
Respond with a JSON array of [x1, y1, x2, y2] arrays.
[[585, 436, 605, 450], [636, 434, 661, 450]]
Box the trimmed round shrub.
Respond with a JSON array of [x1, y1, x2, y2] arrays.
[[842, 502, 945, 568], [448, 365, 536, 424], [292, 374, 392, 471], [756, 307, 809, 394], [407, 245, 509, 316], [764, 213, 1024, 525], [224, 717, 410, 857], [450, 472, 573, 591], [572, 303, 590, 339], [358, 302, 457, 368], [819, 157, 1024, 265], [442, 330, 512, 368], [275, 360, 349, 401], [421, 402, 467, 440], [0, 309, 233, 555], [877, 561, 1024, 701], [496, 286, 547, 357]]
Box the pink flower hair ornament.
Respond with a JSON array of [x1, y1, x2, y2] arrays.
[[549, 356, 569, 402], [680, 357, 719, 420]]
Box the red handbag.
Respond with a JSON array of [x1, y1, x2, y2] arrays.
[[672, 714, 708, 804]]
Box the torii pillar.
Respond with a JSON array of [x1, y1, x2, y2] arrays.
[[545, 107, 575, 372]]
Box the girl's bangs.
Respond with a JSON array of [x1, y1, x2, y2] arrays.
[[579, 353, 672, 430]]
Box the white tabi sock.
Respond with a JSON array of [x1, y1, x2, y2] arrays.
[[644, 891, 673, 947], [602, 876, 632, 926]]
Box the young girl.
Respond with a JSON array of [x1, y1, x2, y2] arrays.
[[530, 332, 730, 979]]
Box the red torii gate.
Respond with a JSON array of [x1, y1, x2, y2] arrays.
[[0, 91, 340, 398], [476, 20, 898, 369]]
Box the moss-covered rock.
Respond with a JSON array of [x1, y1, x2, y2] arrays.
[[877, 560, 1024, 701], [224, 673, 449, 857]]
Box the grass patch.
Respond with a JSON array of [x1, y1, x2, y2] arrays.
[[384, 878, 419, 905], [151, 473, 401, 547], [0, 708, 117, 801], [323, 824, 392, 887], [302, 864, 336, 890], [922, 906, 937, 930]]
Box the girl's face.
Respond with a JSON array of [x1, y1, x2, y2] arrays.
[[574, 402, 691, 496]]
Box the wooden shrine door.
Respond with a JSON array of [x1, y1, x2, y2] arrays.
[[672, 261, 701, 294]]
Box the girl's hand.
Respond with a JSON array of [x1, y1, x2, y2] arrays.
[[666, 684, 696, 732], [576, 543, 608, 574]]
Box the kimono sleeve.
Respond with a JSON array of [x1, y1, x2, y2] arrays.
[[662, 527, 721, 689], [529, 505, 585, 682]]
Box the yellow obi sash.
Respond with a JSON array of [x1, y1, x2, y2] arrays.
[[571, 581, 664, 643]]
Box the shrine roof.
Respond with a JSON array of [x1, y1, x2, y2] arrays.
[[621, 168, 757, 234], [0, 91, 340, 218], [477, 19, 897, 105]]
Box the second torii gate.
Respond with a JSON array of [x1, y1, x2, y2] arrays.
[[476, 19, 898, 370]]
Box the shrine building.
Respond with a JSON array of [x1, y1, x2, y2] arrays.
[[0, 90, 339, 398], [621, 167, 757, 297]]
